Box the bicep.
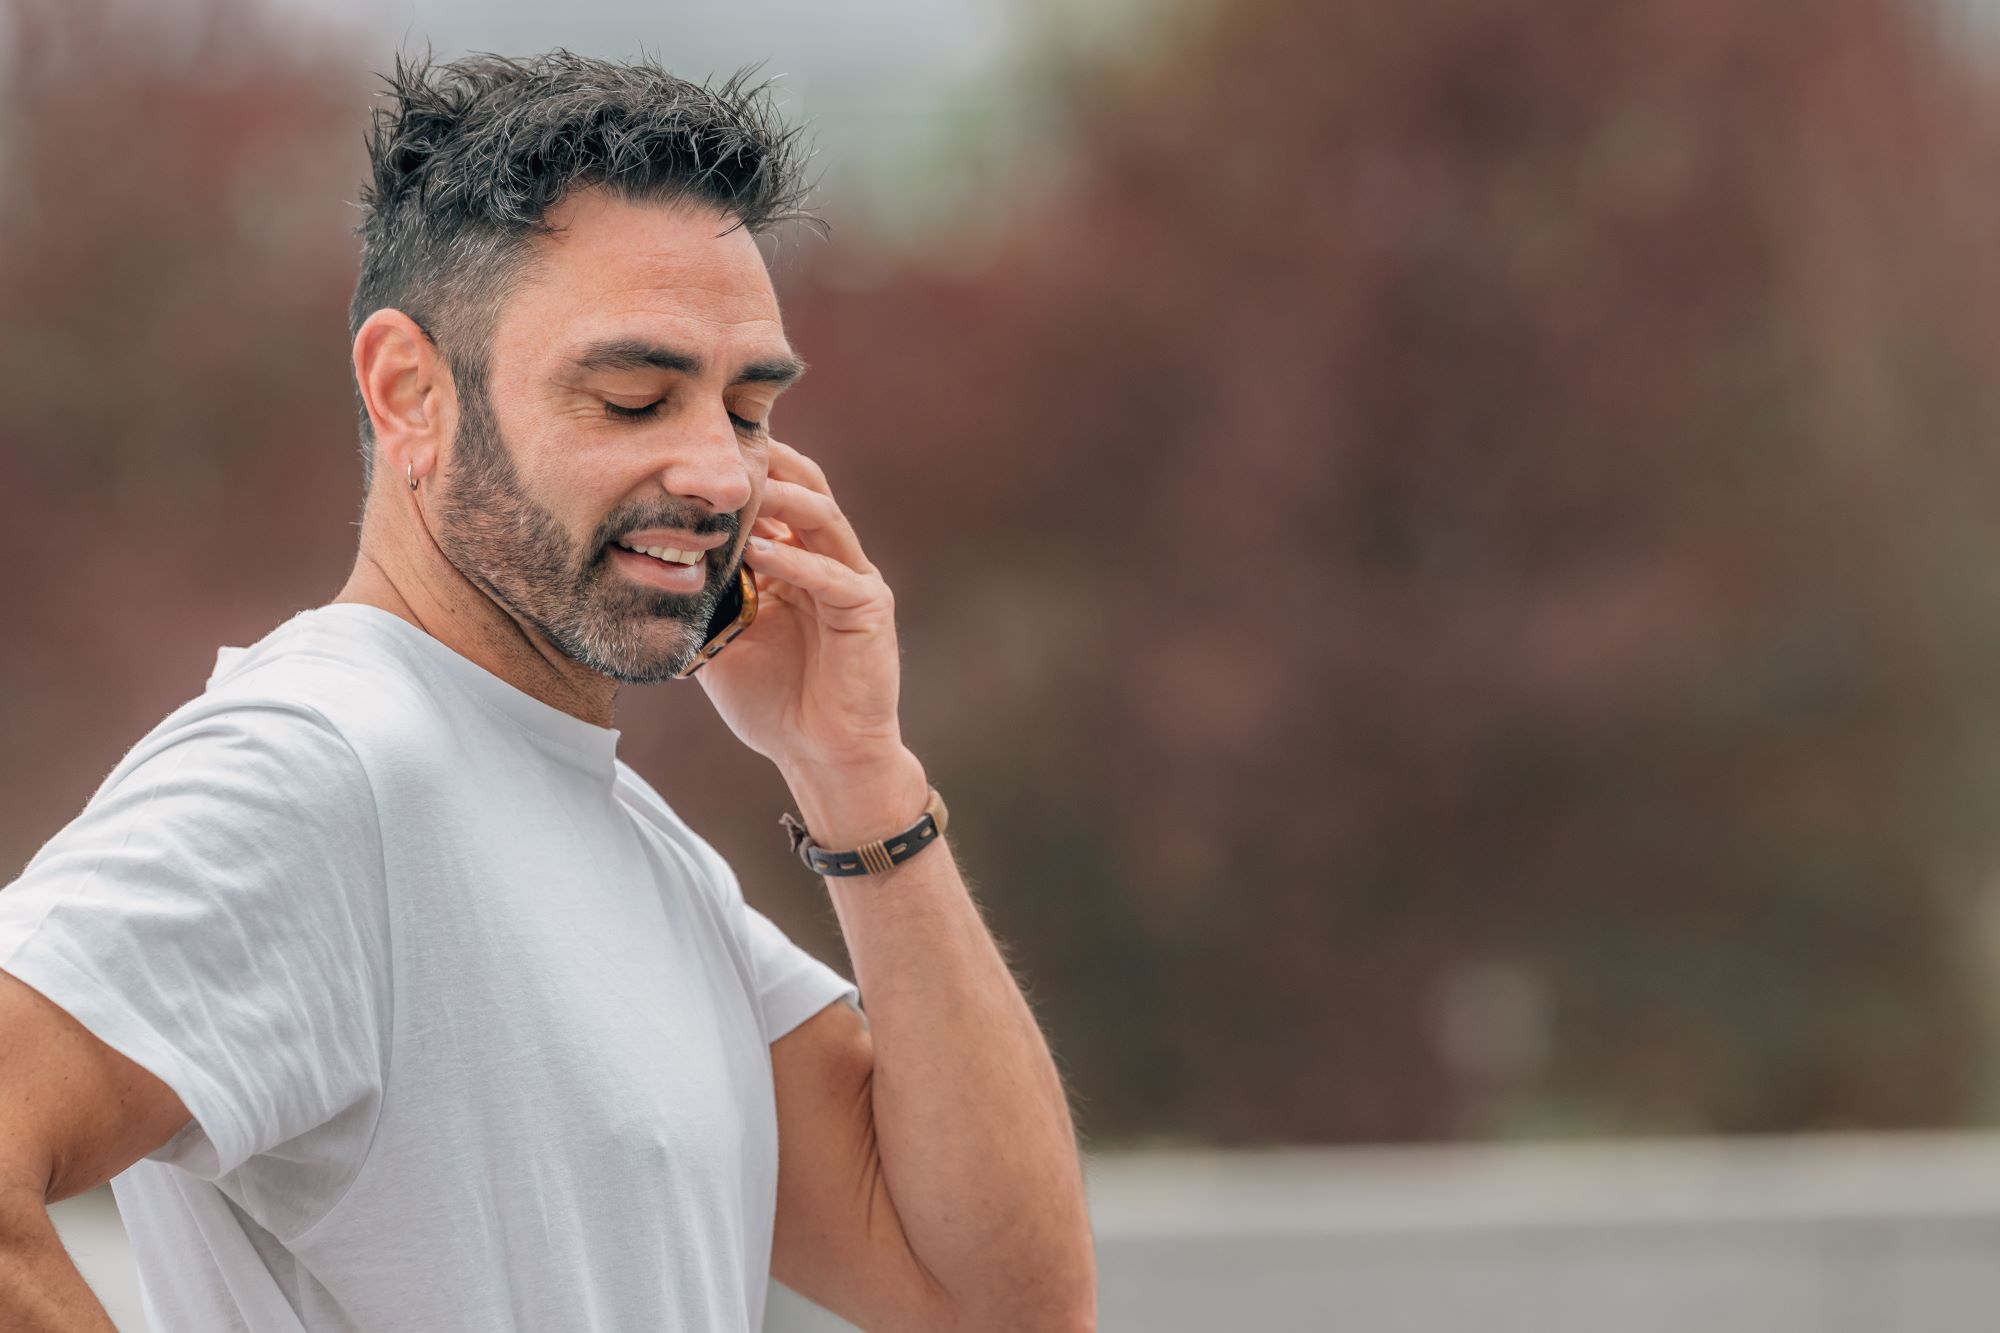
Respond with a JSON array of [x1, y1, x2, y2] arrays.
[[0, 970, 190, 1204], [769, 999, 957, 1333]]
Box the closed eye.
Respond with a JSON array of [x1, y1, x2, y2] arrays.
[[604, 400, 766, 434]]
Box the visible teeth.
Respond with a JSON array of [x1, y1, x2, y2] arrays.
[[616, 539, 703, 565]]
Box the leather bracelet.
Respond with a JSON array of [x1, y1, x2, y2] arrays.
[[780, 788, 949, 877]]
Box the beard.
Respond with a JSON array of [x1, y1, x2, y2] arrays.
[[430, 374, 740, 685]]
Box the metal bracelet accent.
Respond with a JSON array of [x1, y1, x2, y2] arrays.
[[780, 787, 949, 877]]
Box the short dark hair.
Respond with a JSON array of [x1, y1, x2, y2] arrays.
[[347, 50, 821, 489]]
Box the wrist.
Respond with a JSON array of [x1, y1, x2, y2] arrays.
[[780, 747, 930, 852]]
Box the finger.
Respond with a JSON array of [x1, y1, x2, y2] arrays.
[[758, 477, 871, 573], [751, 514, 795, 543], [744, 535, 884, 614], [767, 437, 834, 499]]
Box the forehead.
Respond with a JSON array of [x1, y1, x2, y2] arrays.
[[493, 189, 786, 372]]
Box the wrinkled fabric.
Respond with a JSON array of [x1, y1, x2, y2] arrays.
[[0, 604, 857, 1331]]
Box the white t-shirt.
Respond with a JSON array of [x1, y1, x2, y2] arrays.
[[0, 604, 859, 1332]]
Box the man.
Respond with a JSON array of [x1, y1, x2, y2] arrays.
[[0, 52, 1095, 1332]]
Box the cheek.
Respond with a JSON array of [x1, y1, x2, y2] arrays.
[[513, 432, 613, 519], [535, 450, 604, 500]]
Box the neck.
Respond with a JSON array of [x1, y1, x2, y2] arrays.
[[332, 495, 620, 730]]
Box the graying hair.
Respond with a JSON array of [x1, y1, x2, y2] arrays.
[[347, 49, 822, 490]]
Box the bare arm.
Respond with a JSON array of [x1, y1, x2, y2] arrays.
[[698, 438, 1095, 1329], [0, 1194, 117, 1333], [0, 971, 191, 1332], [817, 776, 1092, 1328], [769, 760, 1095, 1333]]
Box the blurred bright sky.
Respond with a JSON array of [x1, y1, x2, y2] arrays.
[[263, 0, 1177, 244]]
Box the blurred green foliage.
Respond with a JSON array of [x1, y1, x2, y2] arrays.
[[9, 0, 2000, 1146]]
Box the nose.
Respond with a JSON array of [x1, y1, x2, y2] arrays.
[[657, 404, 754, 517]]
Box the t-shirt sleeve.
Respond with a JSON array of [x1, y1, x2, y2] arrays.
[[610, 762, 862, 1042], [0, 702, 391, 1181], [736, 899, 862, 1041]]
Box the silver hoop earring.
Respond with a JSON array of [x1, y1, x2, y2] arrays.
[[408, 461, 418, 492]]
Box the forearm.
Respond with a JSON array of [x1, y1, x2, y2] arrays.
[[787, 754, 1095, 1329], [0, 1191, 118, 1333]]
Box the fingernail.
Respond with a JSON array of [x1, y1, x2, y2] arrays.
[[748, 535, 771, 550]]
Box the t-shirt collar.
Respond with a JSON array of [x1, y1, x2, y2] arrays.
[[221, 603, 624, 774]]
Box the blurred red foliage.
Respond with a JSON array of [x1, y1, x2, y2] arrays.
[[773, 0, 2000, 1141], [0, 0, 365, 857], [9, 0, 2000, 1145]]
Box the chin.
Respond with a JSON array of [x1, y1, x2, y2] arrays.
[[593, 622, 706, 685]]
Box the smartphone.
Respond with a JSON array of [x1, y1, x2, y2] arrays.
[[673, 564, 757, 679]]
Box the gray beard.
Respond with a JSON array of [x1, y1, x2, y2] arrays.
[[430, 378, 739, 685]]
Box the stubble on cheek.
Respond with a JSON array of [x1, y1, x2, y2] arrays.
[[438, 390, 740, 681]]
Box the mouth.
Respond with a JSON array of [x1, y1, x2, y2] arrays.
[[614, 538, 706, 566], [607, 537, 709, 592]]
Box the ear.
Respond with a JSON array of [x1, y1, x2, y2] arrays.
[[353, 309, 452, 489]]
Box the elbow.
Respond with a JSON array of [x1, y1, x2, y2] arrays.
[[1032, 1224, 1099, 1332], [1047, 1265, 1099, 1333], [1048, 1294, 1099, 1333], [984, 1288, 1096, 1328], [1065, 1280, 1102, 1333], [954, 1300, 1096, 1333], [960, 1260, 1097, 1333]]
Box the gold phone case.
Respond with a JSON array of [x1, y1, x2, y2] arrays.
[[673, 566, 758, 679]]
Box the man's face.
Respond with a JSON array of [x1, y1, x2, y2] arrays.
[[430, 191, 802, 684]]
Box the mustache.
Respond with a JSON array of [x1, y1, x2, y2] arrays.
[[587, 504, 739, 555]]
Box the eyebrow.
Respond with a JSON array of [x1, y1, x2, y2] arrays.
[[569, 337, 809, 389]]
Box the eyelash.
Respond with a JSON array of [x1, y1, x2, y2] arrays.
[[604, 400, 766, 435]]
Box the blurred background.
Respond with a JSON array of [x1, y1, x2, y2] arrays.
[[13, 0, 2000, 1326]]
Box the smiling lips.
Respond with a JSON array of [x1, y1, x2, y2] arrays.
[[614, 538, 704, 566]]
